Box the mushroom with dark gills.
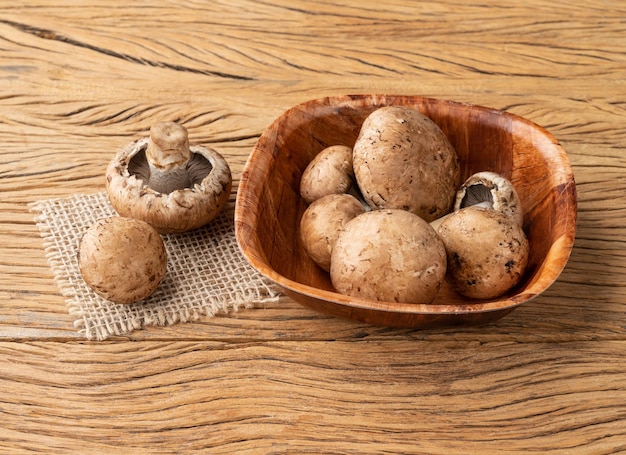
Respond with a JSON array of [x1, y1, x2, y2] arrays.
[[106, 122, 232, 234], [454, 171, 523, 227], [430, 171, 524, 231]]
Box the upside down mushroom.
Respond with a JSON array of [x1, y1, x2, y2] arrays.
[[430, 171, 524, 231], [106, 122, 232, 234], [454, 171, 524, 227]]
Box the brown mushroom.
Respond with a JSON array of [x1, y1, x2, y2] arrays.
[[105, 122, 232, 234], [455, 171, 523, 227], [300, 145, 356, 204], [299, 193, 366, 271], [429, 171, 524, 231], [352, 106, 460, 222], [437, 206, 529, 299], [330, 209, 447, 304], [78, 217, 167, 304]]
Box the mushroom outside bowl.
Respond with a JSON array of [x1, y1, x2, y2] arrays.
[[234, 95, 577, 328]]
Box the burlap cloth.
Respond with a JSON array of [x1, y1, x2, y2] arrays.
[[30, 192, 280, 340]]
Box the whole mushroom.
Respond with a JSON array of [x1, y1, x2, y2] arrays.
[[78, 217, 167, 304], [300, 145, 357, 204], [437, 206, 529, 299], [330, 209, 447, 304], [299, 193, 366, 271], [106, 122, 232, 234], [352, 106, 460, 222]]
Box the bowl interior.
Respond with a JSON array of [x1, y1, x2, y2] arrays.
[[235, 95, 576, 320]]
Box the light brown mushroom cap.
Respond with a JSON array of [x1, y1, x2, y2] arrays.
[[300, 145, 355, 204], [353, 106, 460, 222], [330, 209, 447, 304], [454, 171, 524, 227], [106, 136, 232, 234], [437, 206, 529, 299], [299, 193, 366, 271], [78, 217, 167, 304]]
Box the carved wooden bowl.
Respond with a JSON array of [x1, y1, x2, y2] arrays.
[[235, 95, 577, 328]]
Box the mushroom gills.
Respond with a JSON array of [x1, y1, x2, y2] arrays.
[[459, 183, 494, 209], [186, 153, 214, 186], [128, 146, 213, 193]]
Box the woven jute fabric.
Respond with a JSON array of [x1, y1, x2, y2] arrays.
[[30, 192, 280, 340]]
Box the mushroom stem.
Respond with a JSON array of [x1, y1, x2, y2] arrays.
[[145, 122, 193, 194], [429, 213, 450, 232]]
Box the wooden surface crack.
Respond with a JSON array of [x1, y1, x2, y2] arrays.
[[0, 19, 255, 81]]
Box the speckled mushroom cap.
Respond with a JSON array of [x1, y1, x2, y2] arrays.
[[330, 209, 447, 304], [437, 206, 529, 300], [352, 106, 460, 222], [105, 137, 232, 234], [300, 145, 355, 204], [78, 216, 167, 304], [299, 193, 366, 272]]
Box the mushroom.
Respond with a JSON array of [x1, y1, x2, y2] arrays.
[[78, 216, 167, 304], [299, 193, 366, 271], [330, 209, 447, 304], [429, 171, 524, 231], [105, 122, 232, 234], [436, 206, 529, 299], [300, 145, 357, 204], [352, 106, 460, 222], [454, 171, 523, 227]]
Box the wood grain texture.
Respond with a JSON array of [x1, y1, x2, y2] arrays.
[[1, 0, 625, 452], [1, 340, 625, 454]]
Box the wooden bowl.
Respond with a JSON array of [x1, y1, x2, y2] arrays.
[[235, 95, 577, 328]]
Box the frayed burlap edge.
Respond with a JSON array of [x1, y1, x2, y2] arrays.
[[29, 192, 280, 340]]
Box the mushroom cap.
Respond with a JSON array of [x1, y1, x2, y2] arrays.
[[105, 137, 232, 234], [437, 206, 529, 299], [299, 193, 366, 271], [300, 145, 355, 204], [78, 217, 167, 304], [352, 106, 460, 222], [330, 209, 447, 304], [455, 171, 524, 226]]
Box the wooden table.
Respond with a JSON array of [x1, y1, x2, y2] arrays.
[[1, 1, 625, 453]]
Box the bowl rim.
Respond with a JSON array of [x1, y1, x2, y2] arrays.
[[235, 94, 577, 316]]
